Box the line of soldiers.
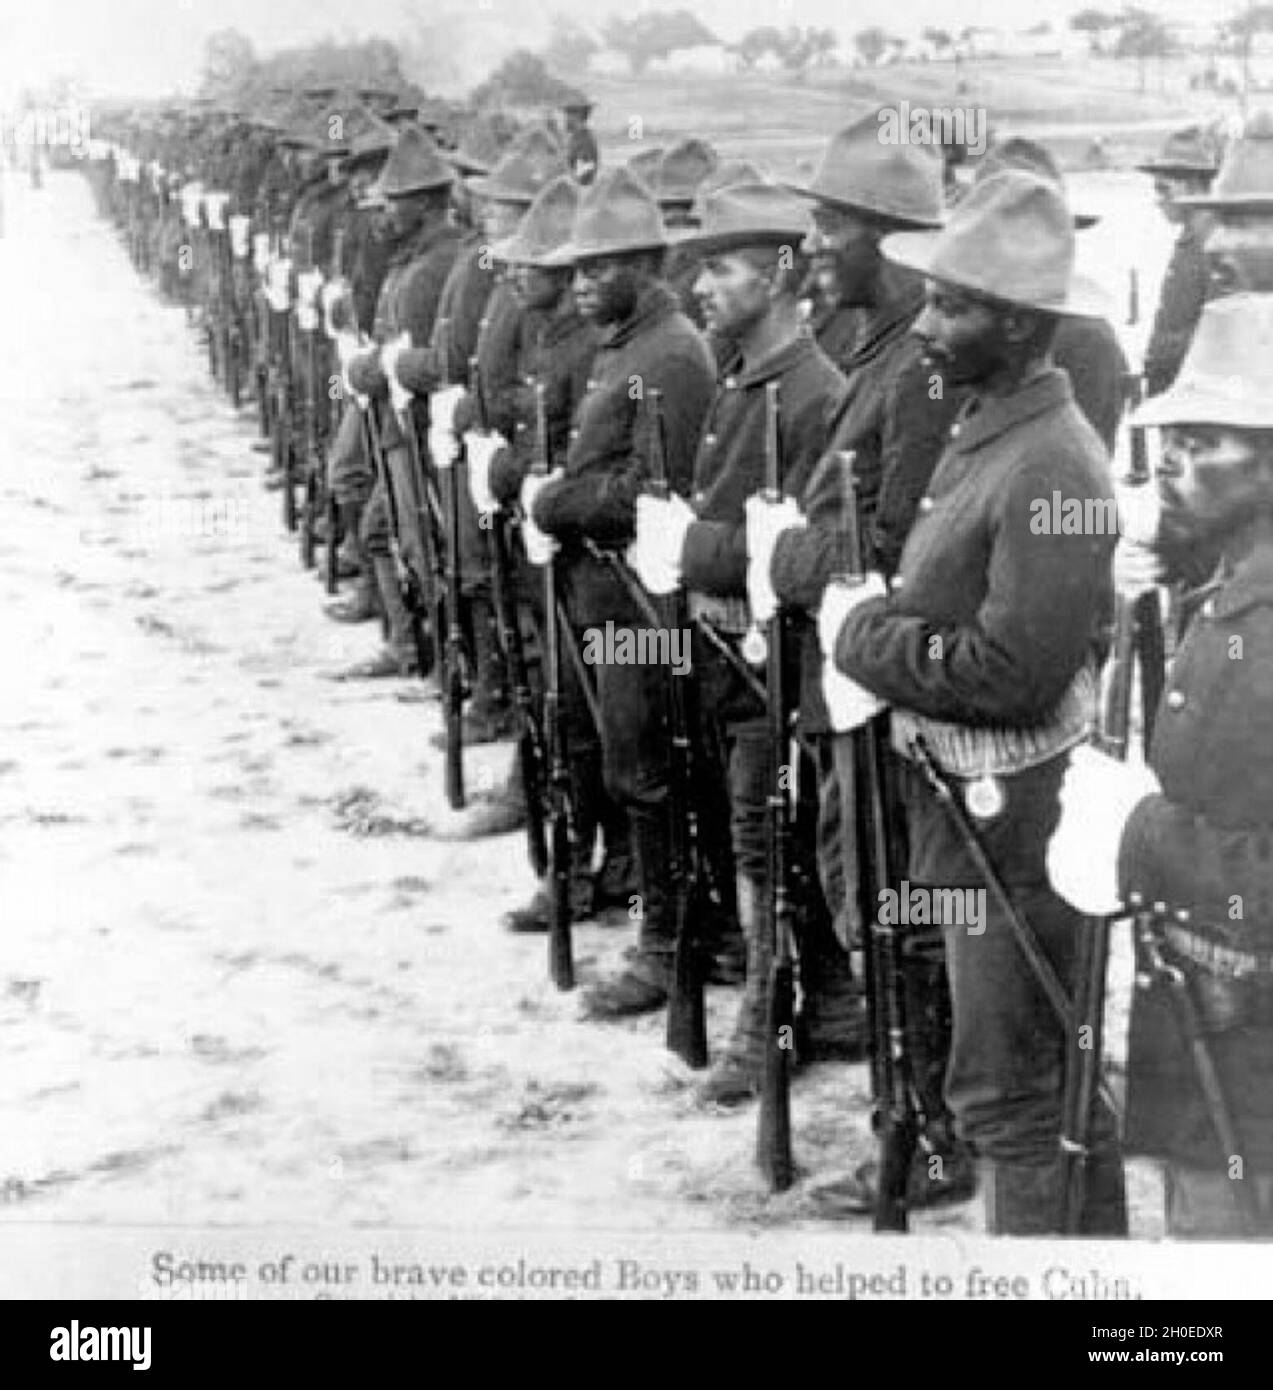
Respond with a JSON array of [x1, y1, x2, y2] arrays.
[[82, 88, 1272, 1238]]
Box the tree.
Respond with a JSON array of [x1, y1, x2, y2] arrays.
[[200, 29, 257, 97], [602, 10, 719, 74], [470, 50, 579, 108], [543, 13, 600, 74], [853, 26, 889, 66], [923, 27, 953, 55], [1114, 6, 1176, 92], [1071, 8, 1118, 54]]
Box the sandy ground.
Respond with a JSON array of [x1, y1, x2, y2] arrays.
[[0, 165, 1169, 1252]]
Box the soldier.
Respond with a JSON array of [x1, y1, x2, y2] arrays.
[[1049, 294, 1273, 1237], [562, 95, 599, 186], [816, 172, 1127, 1235], [523, 167, 717, 1016], [626, 180, 851, 1092], [649, 138, 719, 326], [455, 176, 630, 922], [333, 128, 465, 679], [1138, 125, 1220, 396]]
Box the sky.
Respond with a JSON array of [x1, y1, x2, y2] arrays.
[[0, 0, 1242, 102]]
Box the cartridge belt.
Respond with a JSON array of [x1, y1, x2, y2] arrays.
[[1163, 923, 1273, 981], [892, 664, 1096, 780], [687, 590, 749, 636]]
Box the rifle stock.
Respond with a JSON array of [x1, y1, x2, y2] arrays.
[[532, 382, 574, 990], [756, 381, 794, 1189], [836, 449, 919, 1232], [642, 388, 707, 1070]]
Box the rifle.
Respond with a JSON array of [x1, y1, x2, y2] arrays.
[[321, 227, 346, 596], [437, 347, 469, 811], [834, 450, 921, 1231], [1132, 909, 1261, 1235], [269, 221, 297, 533], [474, 359, 548, 877], [298, 224, 320, 572], [531, 383, 575, 991], [1115, 374, 1166, 749], [641, 388, 708, 1070], [755, 380, 795, 1190]]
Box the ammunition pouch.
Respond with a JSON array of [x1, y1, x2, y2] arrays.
[[1162, 922, 1273, 1034]]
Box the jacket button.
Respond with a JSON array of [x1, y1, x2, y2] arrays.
[[1166, 689, 1186, 710], [918, 496, 934, 513], [704, 433, 716, 447], [693, 490, 705, 505], [586, 379, 596, 390], [1175, 907, 1191, 923], [569, 428, 579, 440], [1202, 599, 1216, 618], [723, 376, 737, 389], [950, 423, 961, 438], [890, 575, 905, 591]]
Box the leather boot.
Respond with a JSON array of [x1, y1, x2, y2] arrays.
[[696, 875, 770, 1106], [335, 500, 363, 578], [444, 765, 528, 840], [795, 879, 869, 1064], [463, 596, 517, 742], [1078, 1146, 1129, 1237], [503, 872, 597, 933], [982, 1158, 1066, 1236], [328, 556, 423, 680], [325, 569, 380, 624]]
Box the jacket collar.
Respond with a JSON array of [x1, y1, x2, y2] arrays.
[[730, 329, 819, 389], [845, 281, 925, 368], [602, 281, 680, 350], [1214, 541, 1273, 620], [947, 366, 1074, 456]]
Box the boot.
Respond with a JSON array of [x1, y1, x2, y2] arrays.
[[1078, 1146, 1129, 1237], [444, 766, 528, 840], [503, 873, 597, 933], [580, 950, 672, 1019], [325, 570, 380, 624], [696, 875, 770, 1107], [808, 1138, 978, 1216], [982, 1158, 1067, 1236], [328, 556, 423, 680], [794, 887, 869, 1065], [592, 811, 637, 909], [463, 596, 517, 741], [335, 499, 364, 579]]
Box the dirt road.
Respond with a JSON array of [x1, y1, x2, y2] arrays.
[[0, 167, 1163, 1257]]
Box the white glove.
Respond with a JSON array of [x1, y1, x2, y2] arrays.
[[297, 268, 324, 309], [321, 279, 350, 337], [822, 660, 887, 733], [817, 572, 888, 658], [625, 493, 695, 596], [252, 233, 272, 274], [228, 214, 251, 259], [520, 471, 563, 566], [1112, 536, 1165, 602], [745, 494, 805, 626], [428, 384, 466, 470], [466, 431, 507, 516], [1046, 744, 1162, 915], [204, 191, 229, 230], [381, 332, 412, 412], [335, 331, 366, 372], [265, 257, 292, 313]]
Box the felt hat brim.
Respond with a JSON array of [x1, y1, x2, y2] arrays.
[[883, 227, 1111, 318]]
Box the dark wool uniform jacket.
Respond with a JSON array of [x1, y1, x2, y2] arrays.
[[346, 220, 464, 448], [395, 234, 499, 395], [531, 282, 716, 627], [489, 298, 600, 504], [677, 332, 847, 729], [834, 369, 1115, 727], [1120, 541, 1273, 1167]]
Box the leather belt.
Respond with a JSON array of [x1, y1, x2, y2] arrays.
[[1164, 923, 1273, 980]]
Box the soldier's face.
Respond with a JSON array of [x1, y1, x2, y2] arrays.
[[693, 251, 772, 341], [573, 256, 643, 324], [1204, 217, 1273, 297], [913, 281, 1011, 388], [1157, 424, 1264, 546], [803, 203, 880, 306], [515, 264, 570, 310]]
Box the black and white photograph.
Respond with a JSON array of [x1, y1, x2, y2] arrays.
[[0, 0, 1270, 1327]]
